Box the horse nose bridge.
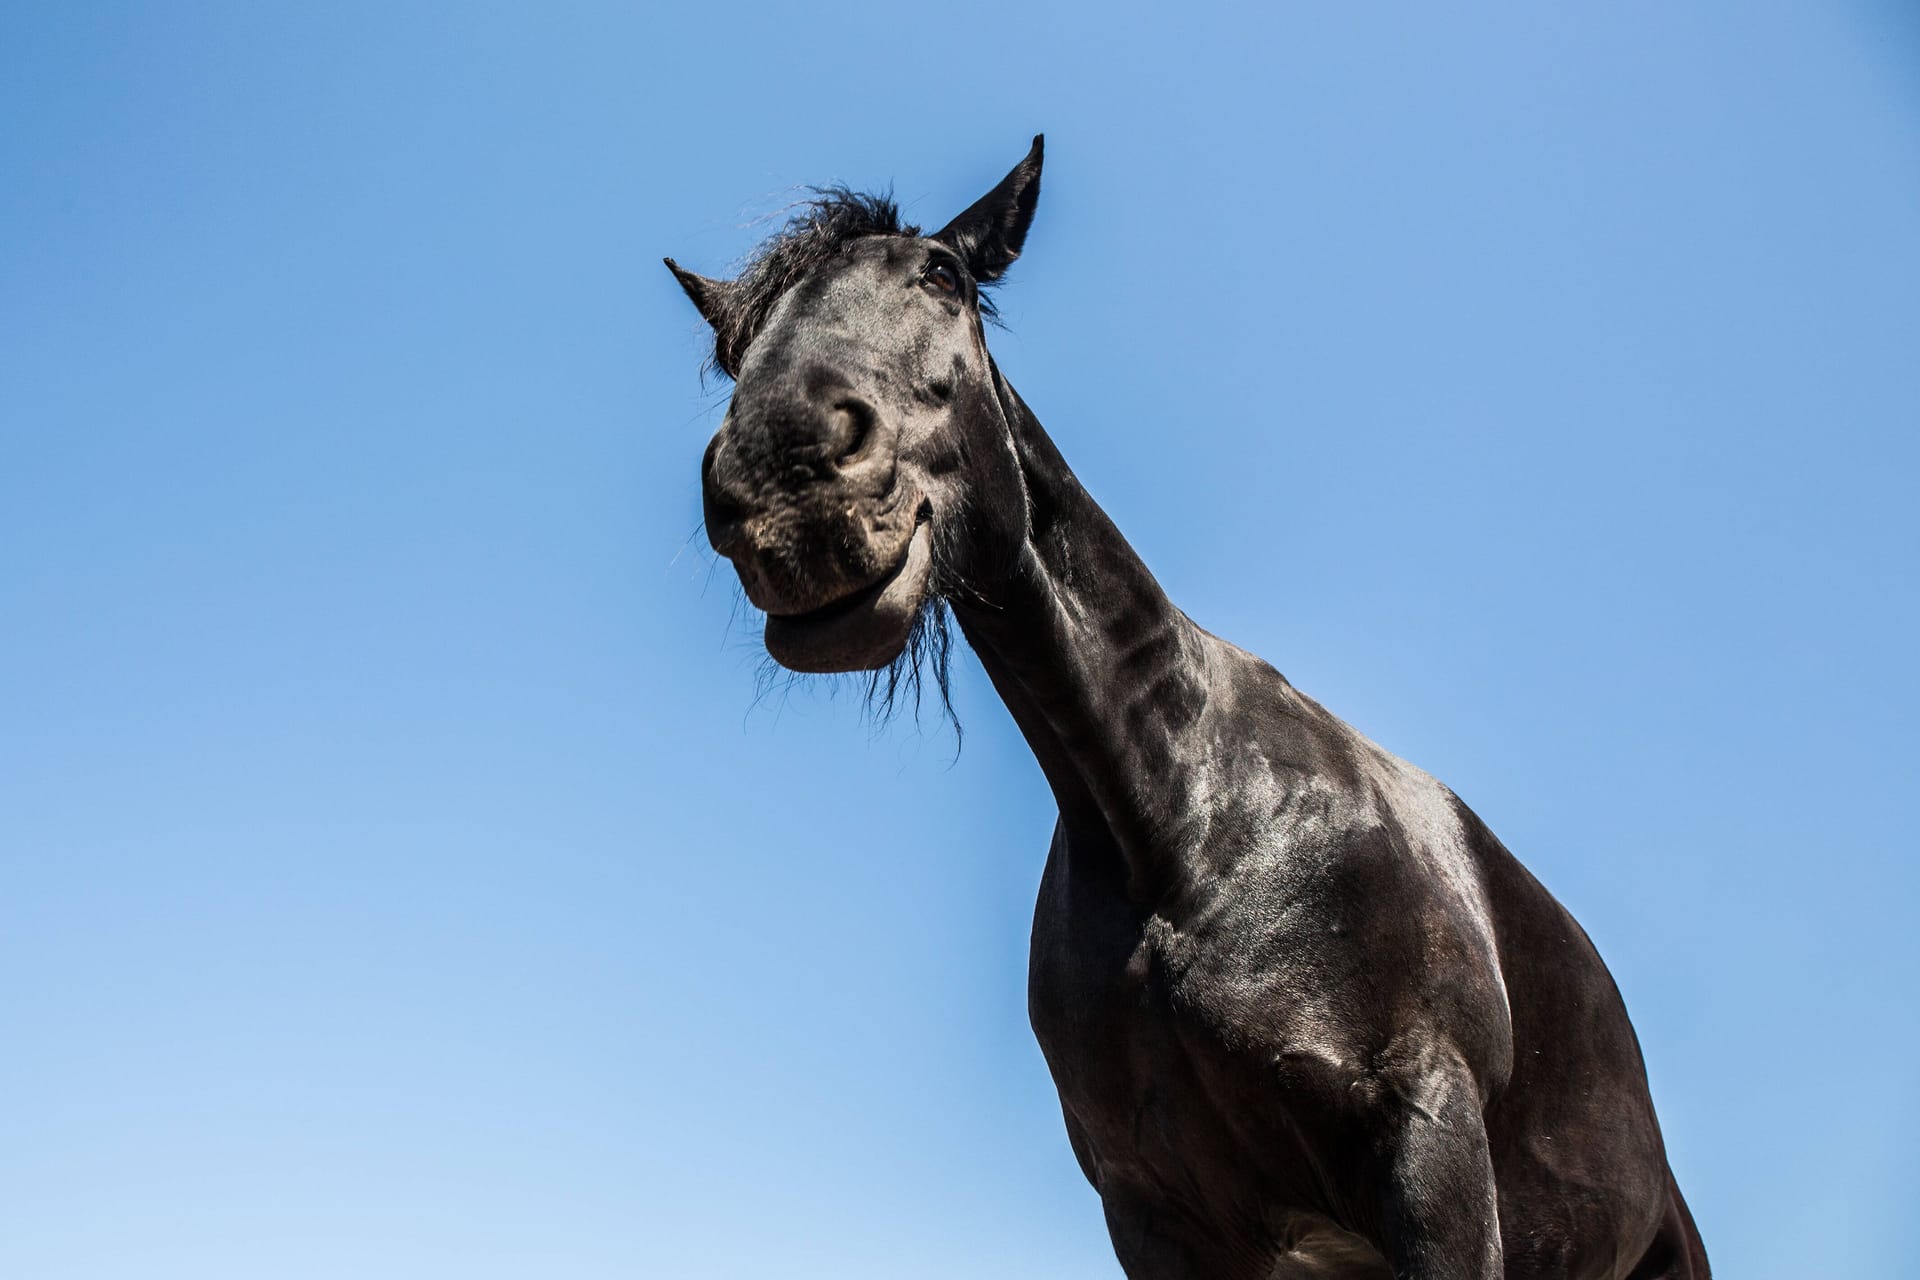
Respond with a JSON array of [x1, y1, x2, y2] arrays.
[[729, 361, 895, 481]]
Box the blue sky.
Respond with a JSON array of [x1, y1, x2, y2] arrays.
[[3, 4, 1916, 1277]]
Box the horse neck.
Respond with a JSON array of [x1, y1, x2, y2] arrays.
[[949, 376, 1217, 899]]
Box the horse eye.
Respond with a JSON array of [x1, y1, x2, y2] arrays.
[[924, 261, 960, 295]]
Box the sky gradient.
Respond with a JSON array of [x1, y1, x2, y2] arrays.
[[4, 4, 1917, 1277]]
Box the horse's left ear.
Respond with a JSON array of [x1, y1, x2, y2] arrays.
[[664, 257, 735, 330], [933, 134, 1043, 284]]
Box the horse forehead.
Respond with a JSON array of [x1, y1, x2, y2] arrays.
[[847, 233, 919, 266], [773, 239, 926, 345], [799, 236, 917, 300]]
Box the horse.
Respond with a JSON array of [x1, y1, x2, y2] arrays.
[[666, 138, 1709, 1280]]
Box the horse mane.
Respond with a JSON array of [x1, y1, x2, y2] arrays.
[[705, 187, 1000, 382]]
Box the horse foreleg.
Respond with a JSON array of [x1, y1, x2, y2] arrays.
[[1367, 1080, 1503, 1280]]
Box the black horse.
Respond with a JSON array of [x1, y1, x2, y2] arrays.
[[668, 139, 1709, 1280]]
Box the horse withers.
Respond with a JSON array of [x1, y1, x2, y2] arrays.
[[668, 138, 1709, 1280]]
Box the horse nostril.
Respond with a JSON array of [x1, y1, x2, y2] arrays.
[[831, 398, 878, 467], [701, 435, 752, 556], [703, 484, 749, 557]]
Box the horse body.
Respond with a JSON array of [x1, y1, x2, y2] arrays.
[[670, 138, 1708, 1278], [1023, 671, 1677, 1279], [960, 385, 1696, 1279]]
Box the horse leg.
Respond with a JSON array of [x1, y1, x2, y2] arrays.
[[1368, 1083, 1504, 1280], [1624, 1173, 1710, 1280], [1099, 1192, 1258, 1280]]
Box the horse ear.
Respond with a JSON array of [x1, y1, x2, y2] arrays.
[[932, 134, 1043, 284], [664, 257, 734, 329]]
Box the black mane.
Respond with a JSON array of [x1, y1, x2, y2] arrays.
[[703, 189, 916, 380], [706, 188, 1004, 382]]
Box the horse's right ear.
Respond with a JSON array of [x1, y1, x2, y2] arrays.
[[933, 134, 1044, 284], [664, 257, 734, 330]]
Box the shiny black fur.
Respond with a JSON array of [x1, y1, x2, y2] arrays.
[[669, 138, 1709, 1280]]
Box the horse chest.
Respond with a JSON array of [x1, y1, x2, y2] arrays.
[[1027, 837, 1334, 1211]]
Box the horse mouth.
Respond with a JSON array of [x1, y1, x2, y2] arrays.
[[763, 516, 934, 674]]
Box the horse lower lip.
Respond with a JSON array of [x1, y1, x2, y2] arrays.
[[762, 522, 934, 673], [764, 512, 932, 623]]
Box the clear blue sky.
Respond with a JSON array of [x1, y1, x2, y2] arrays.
[[4, 4, 1916, 1277]]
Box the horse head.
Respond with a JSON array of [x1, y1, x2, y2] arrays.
[[668, 138, 1043, 674]]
